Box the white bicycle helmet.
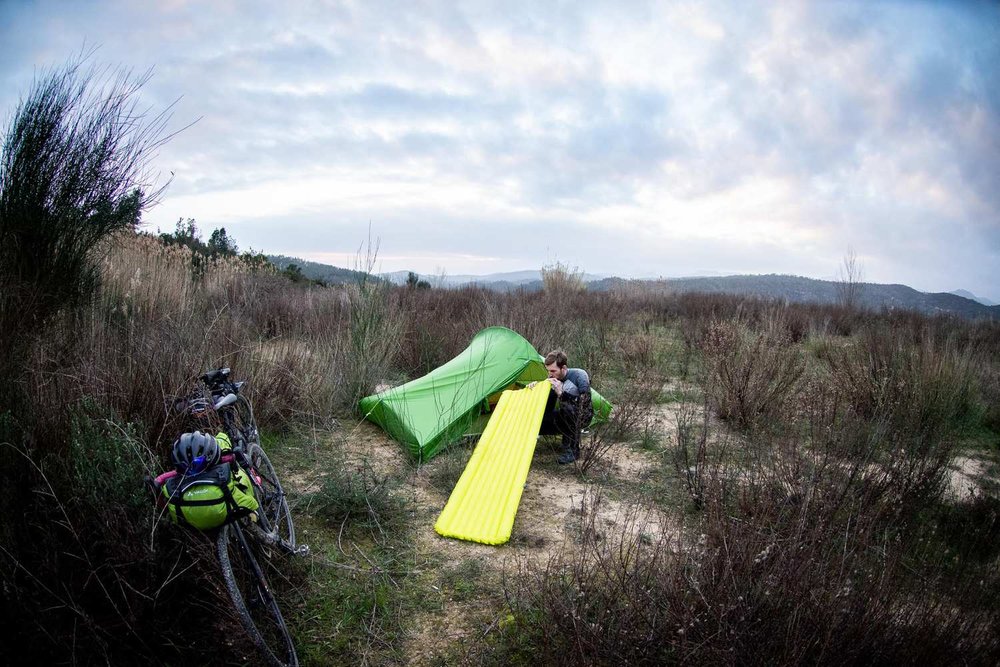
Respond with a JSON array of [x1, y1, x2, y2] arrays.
[[171, 431, 221, 473]]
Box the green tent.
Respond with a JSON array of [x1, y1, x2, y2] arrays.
[[359, 326, 611, 461]]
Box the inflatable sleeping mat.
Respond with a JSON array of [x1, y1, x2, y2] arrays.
[[434, 381, 550, 545]]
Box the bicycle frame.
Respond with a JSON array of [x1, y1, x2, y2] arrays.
[[197, 368, 301, 666], [195, 369, 297, 553]]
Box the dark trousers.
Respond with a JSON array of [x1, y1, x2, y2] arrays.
[[539, 391, 593, 456]]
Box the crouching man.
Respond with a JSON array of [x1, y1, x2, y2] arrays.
[[538, 350, 593, 464]]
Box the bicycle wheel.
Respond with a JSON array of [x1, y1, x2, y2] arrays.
[[225, 396, 259, 452], [237, 397, 260, 447], [217, 522, 298, 667], [248, 443, 295, 550]]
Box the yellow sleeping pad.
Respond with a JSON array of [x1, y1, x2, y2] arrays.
[[435, 381, 551, 545]]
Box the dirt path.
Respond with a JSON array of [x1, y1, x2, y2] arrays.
[[948, 455, 992, 500], [306, 419, 673, 665]]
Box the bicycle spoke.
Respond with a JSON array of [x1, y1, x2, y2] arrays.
[[248, 444, 296, 552]]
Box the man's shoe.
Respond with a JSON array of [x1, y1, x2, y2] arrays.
[[557, 451, 577, 465]]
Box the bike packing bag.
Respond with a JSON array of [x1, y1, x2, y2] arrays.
[[216, 431, 233, 453], [160, 461, 259, 530]]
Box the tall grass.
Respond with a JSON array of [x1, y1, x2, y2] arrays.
[[700, 318, 806, 433], [2, 210, 999, 664], [498, 355, 1000, 665], [1, 229, 395, 662]]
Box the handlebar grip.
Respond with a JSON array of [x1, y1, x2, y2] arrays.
[[145, 475, 165, 504], [150, 454, 235, 489]]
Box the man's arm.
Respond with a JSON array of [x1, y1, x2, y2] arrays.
[[562, 368, 590, 398]]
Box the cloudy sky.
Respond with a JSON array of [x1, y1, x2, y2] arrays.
[[2, 1, 998, 298]]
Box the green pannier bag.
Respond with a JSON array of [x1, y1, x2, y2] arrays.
[[160, 461, 259, 530]]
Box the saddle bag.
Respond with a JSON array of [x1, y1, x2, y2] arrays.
[[160, 461, 259, 530]]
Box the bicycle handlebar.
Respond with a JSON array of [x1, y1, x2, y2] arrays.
[[200, 368, 231, 386], [199, 369, 248, 401]]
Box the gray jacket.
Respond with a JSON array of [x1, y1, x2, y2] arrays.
[[561, 368, 590, 400]]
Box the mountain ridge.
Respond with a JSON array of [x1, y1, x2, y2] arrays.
[[950, 289, 996, 307], [380, 269, 606, 287], [273, 257, 998, 320]]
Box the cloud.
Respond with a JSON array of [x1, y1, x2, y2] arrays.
[[2, 0, 999, 299]]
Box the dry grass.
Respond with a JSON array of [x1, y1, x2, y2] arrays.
[[2, 233, 999, 664]]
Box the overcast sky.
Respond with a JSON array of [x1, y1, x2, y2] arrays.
[[2, 1, 998, 298]]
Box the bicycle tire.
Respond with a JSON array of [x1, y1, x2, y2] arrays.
[[236, 395, 260, 448], [217, 522, 298, 667], [247, 444, 296, 550], [222, 397, 257, 453]]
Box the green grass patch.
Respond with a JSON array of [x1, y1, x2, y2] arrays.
[[438, 557, 489, 602], [284, 513, 417, 666], [425, 439, 476, 496], [658, 386, 703, 404], [264, 428, 428, 665]]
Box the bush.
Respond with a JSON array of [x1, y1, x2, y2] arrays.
[[0, 407, 235, 664], [671, 398, 713, 509], [301, 461, 401, 536], [700, 319, 805, 433], [498, 409, 1000, 665], [975, 364, 1000, 434], [0, 59, 189, 663], [541, 261, 585, 295], [0, 58, 170, 407], [580, 373, 663, 474], [343, 241, 404, 409], [825, 326, 974, 430]]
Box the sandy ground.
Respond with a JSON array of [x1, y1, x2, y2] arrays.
[[947, 455, 991, 500], [297, 417, 675, 665]]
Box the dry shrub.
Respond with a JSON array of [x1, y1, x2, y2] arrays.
[[700, 319, 805, 433], [500, 403, 1000, 666], [470, 289, 547, 348], [977, 364, 1000, 433], [541, 261, 585, 295], [581, 324, 674, 470], [563, 292, 620, 385], [579, 374, 663, 474], [397, 286, 492, 374], [499, 307, 998, 664], [616, 329, 656, 368], [822, 325, 978, 449], [671, 398, 715, 508], [241, 337, 327, 427]]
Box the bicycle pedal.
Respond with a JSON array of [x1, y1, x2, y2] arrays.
[[295, 544, 310, 557]]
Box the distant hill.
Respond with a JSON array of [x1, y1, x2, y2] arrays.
[[951, 289, 996, 307], [381, 269, 604, 288], [266, 258, 997, 319], [267, 255, 376, 285], [590, 274, 999, 320]]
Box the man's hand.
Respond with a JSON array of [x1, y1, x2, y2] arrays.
[[548, 377, 563, 396]]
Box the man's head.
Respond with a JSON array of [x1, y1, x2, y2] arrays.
[[544, 350, 568, 381]]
